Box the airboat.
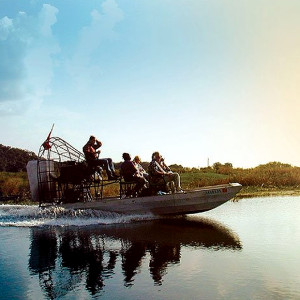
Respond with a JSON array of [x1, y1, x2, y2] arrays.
[[26, 137, 242, 215]]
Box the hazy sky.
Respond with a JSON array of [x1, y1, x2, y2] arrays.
[[0, 0, 299, 168]]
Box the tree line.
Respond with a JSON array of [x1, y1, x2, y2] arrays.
[[0, 142, 298, 178], [0, 144, 38, 172]]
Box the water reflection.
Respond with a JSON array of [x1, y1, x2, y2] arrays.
[[28, 217, 242, 298]]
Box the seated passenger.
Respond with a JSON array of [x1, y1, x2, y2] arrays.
[[148, 151, 183, 193], [160, 156, 184, 193], [148, 152, 166, 190], [133, 156, 149, 181], [83, 135, 118, 180], [120, 153, 148, 196]]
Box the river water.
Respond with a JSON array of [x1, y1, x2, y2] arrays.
[[0, 196, 299, 300]]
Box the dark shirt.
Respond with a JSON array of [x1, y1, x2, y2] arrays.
[[121, 160, 138, 181]]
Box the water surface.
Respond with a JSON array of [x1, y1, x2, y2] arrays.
[[0, 196, 299, 299]]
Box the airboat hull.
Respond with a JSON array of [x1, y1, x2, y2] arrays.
[[54, 183, 242, 215]]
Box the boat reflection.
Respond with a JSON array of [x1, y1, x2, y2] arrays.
[[28, 217, 242, 298]]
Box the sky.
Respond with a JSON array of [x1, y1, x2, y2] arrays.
[[0, 0, 299, 168]]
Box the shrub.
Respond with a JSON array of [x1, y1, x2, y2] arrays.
[[0, 172, 30, 200]]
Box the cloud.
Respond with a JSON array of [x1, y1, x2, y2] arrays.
[[0, 14, 27, 105], [0, 16, 13, 40], [66, 0, 124, 92], [0, 0, 124, 115], [0, 4, 59, 115]]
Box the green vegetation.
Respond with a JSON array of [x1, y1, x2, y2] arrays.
[[1, 144, 300, 204], [0, 144, 37, 172], [180, 172, 229, 189], [0, 172, 31, 202], [176, 161, 300, 199], [1, 161, 300, 203]]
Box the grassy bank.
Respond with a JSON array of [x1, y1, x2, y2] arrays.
[[0, 172, 30, 201], [1, 168, 300, 204], [180, 172, 300, 199], [236, 186, 300, 199]]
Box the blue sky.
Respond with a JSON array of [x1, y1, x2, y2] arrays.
[[0, 0, 299, 168]]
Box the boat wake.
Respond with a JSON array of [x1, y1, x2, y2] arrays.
[[0, 204, 157, 227]]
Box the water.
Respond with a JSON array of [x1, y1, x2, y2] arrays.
[[0, 196, 299, 299]]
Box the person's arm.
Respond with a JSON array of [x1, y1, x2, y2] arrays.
[[94, 139, 102, 150], [165, 164, 171, 172], [153, 161, 165, 176], [139, 164, 146, 173], [130, 162, 140, 177], [160, 160, 171, 172]]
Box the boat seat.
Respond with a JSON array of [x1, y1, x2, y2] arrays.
[[59, 164, 90, 184], [148, 176, 168, 195], [55, 162, 103, 203], [85, 163, 120, 200], [54, 160, 120, 202], [119, 178, 137, 198]]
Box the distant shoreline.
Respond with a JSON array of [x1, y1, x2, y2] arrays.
[[235, 186, 300, 199]]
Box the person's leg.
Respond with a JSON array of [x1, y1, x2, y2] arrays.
[[149, 176, 166, 194], [98, 158, 114, 179], [143, 173, 149, 181], [143, 173, 149, 187], [134, 176, 147, 194], [106, 158, 118, 176], [171, 172, 182, 191], [86, 159, 104, 179], [162, 175, 173, 193], [164, 173, 182, 192]]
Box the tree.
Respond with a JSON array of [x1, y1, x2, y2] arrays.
[[0, 144, 38, 172], [213, 162, 222, 172]]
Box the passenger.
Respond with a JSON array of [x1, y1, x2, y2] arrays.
[[83, 135, 118, 180], [120, 153, 148, 196], [133, 156, 149, 181], [148, 151, 168, 192], [160, 156, 184, 193], [160, 157, 171, 173], [148, 151, 183, 193]]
